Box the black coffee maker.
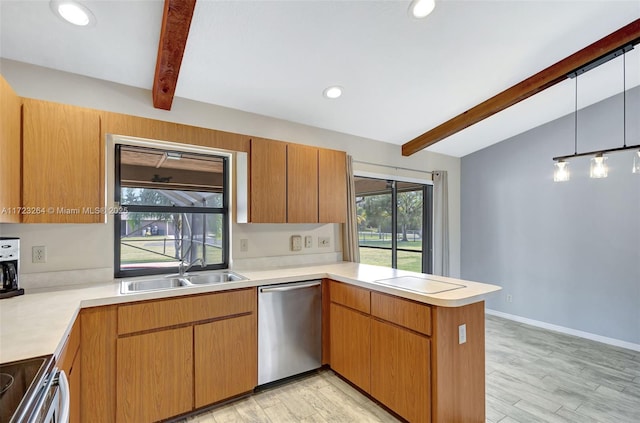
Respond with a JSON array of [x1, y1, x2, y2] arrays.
[[0, 237, 24, 299]]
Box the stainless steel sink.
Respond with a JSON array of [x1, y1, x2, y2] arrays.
[[121, 278, 187, 294], [184, 271, 247, 285], [120, 271, 248, 294]]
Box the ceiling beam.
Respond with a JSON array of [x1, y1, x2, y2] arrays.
[[402, 18, 640, 157], [152, 0, 197, 110]]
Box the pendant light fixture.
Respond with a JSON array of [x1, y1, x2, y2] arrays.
[[553, 44, 639, 180], [590, 154, 608, 178], [554, 160, 570, 182]]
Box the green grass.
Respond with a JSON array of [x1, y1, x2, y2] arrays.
[[120, 236, 222, 265], [359, 240, 422, 251], [359, 247, 423, 273]]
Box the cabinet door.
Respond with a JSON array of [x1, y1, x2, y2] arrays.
[[329, 303, 370, 392], [318, 149, 347, 223], [371, 319, 431, 423], [194, 314, 257, 408], [250, 138, 287, 223], [0, 76, 21, 222], [68, 349, 81, 423], [22, 99, 102, 223], [116, 327, 193, 423], [287, 144, 318, 223], [80, 306, 117, 423]]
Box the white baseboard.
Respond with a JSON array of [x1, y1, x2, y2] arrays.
[[485, 309, 640, 353]]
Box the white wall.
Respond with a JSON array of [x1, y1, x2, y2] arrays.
[[0, 59, 461, 278], [461, 88, 640, 345]]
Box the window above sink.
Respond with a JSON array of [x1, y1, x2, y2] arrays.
[[114, 143, 230, 279]]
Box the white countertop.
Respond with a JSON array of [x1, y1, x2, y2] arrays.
[[0, 262, 500, 364]]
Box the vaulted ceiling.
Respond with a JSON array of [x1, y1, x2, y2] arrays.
[[1, 0, 638, 157]]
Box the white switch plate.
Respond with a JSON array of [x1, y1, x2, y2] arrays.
[[240, 239, 248, 252], [318, 237, 330, 247], [291, 235, 302, 251], [305, 236, 313, 248], [458, 324, 467, 344]]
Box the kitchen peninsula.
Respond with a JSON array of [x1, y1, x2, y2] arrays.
[[0, 262, 500, 423]]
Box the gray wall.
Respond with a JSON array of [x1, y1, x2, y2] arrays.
[[461, 87, 640, 345]]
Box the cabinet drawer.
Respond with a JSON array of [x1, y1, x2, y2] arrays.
[[118, 288, 256, 335], [329, 281, 370, 314], [371, 292, 431, 335]]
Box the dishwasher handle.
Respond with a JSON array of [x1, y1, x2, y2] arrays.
[[259, 281, 321, 293]]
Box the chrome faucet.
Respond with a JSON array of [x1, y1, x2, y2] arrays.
[[179, 257, 205, 277]]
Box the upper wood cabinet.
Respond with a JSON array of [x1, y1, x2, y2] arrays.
[[0, 76, 22, 223], [318, 148, 347, 223], [249, 137, 347, 223], [287, 143, 319, 223], [22, 99, 103, 223], [250, 138, 287, 223], [101, 111, 250, 153]]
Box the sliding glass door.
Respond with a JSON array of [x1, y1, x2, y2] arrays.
[[355, 176, 433, 273]]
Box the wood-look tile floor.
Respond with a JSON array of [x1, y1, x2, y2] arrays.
[[183, 315, 640, 423]]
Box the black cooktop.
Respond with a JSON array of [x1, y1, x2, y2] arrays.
[[0, 355, 52, 423]]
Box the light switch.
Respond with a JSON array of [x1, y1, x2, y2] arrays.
[[240, 239, 248, 252], [458, 324, 467, 344], [291, 235, 302, 251], [305, 236, 313, 248]]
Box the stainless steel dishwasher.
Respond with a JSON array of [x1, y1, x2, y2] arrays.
[[258, 280, 322, 385]]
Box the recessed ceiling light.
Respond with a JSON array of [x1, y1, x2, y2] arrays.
[[409, 0, 435, 19], [323, 86, 343, 99], [50, 0, 96, 27]]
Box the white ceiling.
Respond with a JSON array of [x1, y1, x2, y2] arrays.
[[1, 0, 638, 157]]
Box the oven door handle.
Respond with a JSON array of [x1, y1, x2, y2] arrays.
[[57, 370, 70, 423]]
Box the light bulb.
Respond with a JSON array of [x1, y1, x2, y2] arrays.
[[553, 161, 570, 182], [323, 86, 343, 99], [590, 155, 608, 179], [410, 0, 436, 18], [50, 1, 95, 27], [633, 150, 640, 174]]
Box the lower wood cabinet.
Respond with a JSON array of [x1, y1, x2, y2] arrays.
[[57, 318, 81, 423], [328, 280, 486, 423], [80, 289, 257, 423], [116, 327, 194, 423], [371, 319, 431, 423], [194, 314, 257, 408], [329, 302, 371, 393]]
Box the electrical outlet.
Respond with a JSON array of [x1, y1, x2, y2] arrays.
[[318, 237, 330, 247], [32, 246, 47, 263], [240, 239, 248, 252], [305, 236, 313, 248], [506, 294, 513, 303], [458, 324, 467, 344], [291, 235, 302, 251]]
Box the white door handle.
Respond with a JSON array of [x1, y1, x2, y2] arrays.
[[57, 370, 70, 423]]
